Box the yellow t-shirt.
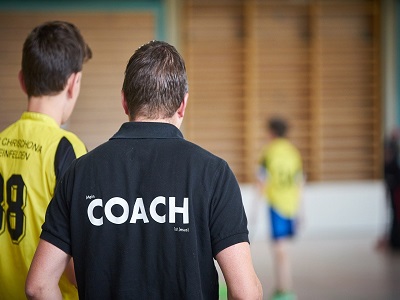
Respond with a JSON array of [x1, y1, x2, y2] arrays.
[[0, 112, 86, 300], [259, 138, 303, 217]]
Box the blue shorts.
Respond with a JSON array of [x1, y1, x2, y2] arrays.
[[269, 207, 295, 240]]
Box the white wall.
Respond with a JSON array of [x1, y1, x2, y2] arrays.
[[241, 181, 388, 242]]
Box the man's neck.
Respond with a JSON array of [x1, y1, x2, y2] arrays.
[[27, 95, 64, 126], [132, 115, 182, 129]]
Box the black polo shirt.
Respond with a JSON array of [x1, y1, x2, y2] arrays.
[[41, 122, 249, 300]]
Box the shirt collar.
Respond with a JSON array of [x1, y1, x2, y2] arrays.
[[110, 122, 184, 140], [21, 111, 59, 128]]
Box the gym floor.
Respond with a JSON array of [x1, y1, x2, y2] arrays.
[[219, 234, 400, 299]]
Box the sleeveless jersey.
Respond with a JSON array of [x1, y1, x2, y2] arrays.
[[0, 112, 86, 300], [259, 138, 303, 217]]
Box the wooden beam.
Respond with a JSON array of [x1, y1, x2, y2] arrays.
[[243, 0, 258, 183]]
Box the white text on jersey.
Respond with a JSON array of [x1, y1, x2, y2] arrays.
[[87, 196, 189, 226]]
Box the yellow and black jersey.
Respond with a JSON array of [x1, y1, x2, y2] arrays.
[[0, 112, 86, 300], [259, 138, 303, 218]]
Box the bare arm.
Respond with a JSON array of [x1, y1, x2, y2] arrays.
[[216, 242, 263, 300], [64, 258, 77, 287], [26, 239, 70, 300]]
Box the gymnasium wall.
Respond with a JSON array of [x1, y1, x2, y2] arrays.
[[242, 181, 387, 241], [0, 0, 394, 246]]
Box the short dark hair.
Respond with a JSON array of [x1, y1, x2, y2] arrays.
[[122, 40, 188, 120], [268, 117, 288, 137], [21, 20, 92, 97]]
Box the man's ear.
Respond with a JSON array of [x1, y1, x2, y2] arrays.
[[18, 70, 27, 95], [121, 91, 129, 116], [67, 72, 81, 99], [177, 93, 189, 118]]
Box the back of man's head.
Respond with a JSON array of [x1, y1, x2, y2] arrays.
[[122, 40, 188, 120], [21, 20, 92, 98]]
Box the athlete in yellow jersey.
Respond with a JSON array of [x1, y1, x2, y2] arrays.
[[258, 117, 303, 300], [0, 21, 92, 300]]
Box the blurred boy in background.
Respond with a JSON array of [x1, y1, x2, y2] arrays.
[[258, 116, 304, 300]]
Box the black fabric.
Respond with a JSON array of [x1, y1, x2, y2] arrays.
[[384, 136, 400, 250], [54, 137, 77, 181], [41, 122, 249, 299]]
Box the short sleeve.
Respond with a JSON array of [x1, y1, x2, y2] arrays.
[[209, 161, 249, 257], [40, 162, 76, 255]]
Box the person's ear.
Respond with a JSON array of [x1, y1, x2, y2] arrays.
[[121, 91, 129, 116], [67, 72, 81, 99], [177, 93, 189, 118], [18, 70, 27, 95]]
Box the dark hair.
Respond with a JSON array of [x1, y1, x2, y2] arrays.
[[21, 20, 92, 97], [268, 117, 288, 137], [122, 40, 188, 120]]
